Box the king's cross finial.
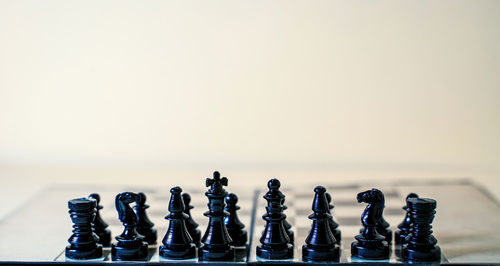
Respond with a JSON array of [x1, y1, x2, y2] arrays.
[[206, 171, 228, 194]]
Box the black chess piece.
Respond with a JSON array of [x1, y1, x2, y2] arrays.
[[224, 193, 248, 247], [403, 197, 441, 262], [325, 192, 342, 243], [256, 178, 294, 260], [377, 214, 392, 244], [111, 192, 148, 261], [65, 198, 103, 260], [302, 186, 340, 262], [395, 193, 419, 245], [182, 193, 201, 247], [351, 188, 390, 260], [134, 192, 157, 245], [281, 198, 295, 245], [159, 187, 196, 260], [198, 171, 235, 261], [88, 193, 112, 247]]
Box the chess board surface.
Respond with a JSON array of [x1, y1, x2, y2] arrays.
[[1, 178, 499, 264]]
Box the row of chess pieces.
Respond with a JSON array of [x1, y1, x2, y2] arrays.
[[65, 171, 441, 263]]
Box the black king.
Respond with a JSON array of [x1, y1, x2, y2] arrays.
[[198, 171, 235, 261]]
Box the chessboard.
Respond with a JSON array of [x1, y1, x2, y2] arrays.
[[1, 177, 500, 264]]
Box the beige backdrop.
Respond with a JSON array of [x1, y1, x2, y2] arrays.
[[0, 1, 499, 191]]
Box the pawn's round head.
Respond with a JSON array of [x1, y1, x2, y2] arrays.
[[314, 186, 326, 194], [325, 192, 332, 203], [406, 193, 419, 201], [182, 193, 191, 205], [88, 193, 100, 204], [170, 186, 182, 194], [225, 193, 238, 205], [138, 192, 147, 205], [268, 178, 281, 190]]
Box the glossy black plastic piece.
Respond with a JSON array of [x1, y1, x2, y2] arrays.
[[256, 178, 293, 260], [88, 193, 112, 247], [403, 197, 441, 262], [159, 187, 196, 260], [182, 193, 201, 247], [224, 193, 248, 247], [325, 192, 342, 243], [351, 188, 390, 260], [395, 193, 419, 245], [65, 197, 103, 260], [281, 198, 295, 246], [111, 192, 148, 261], [302, 186, 340, 262], [198, 171, 235, 261], [134, 192, 157, 245]]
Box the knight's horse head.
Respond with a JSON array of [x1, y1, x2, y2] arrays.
[[357, 188, 384, 204], [115, 192, 141, 225]]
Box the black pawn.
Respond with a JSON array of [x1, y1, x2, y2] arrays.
[[182, 193, 201, 247], [377, 214, 392, 244], [256, 178, 293, 260], [134, 192, 157, 244], [88, 193, 112, 247], [281, 198, 295, 245], [351, 188, 390, 260], [224, 193, 248, 247], [325, 192, 342, 243], [403, 198, 441, 262], [111, 192, 148, 261], [198, 171, 235, 261], [302, 186, 340, 262], [159, 187, 196, 259], [66, 198, 103, 259], [395, 193, 419, 245]]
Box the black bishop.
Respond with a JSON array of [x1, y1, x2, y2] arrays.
[[302, 186, 340, 262], [159, 187, 196, 260]]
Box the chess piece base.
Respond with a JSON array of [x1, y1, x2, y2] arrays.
[[403, 245, 441, 262], [65, 244, 102, 260], [302, 244, 340, 262], [351, 239, 390, 260], [198, 244, 235, 261], [111, 240, 148, 261], [256, 244, 294, 260], [159, 243, 196, 260]]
